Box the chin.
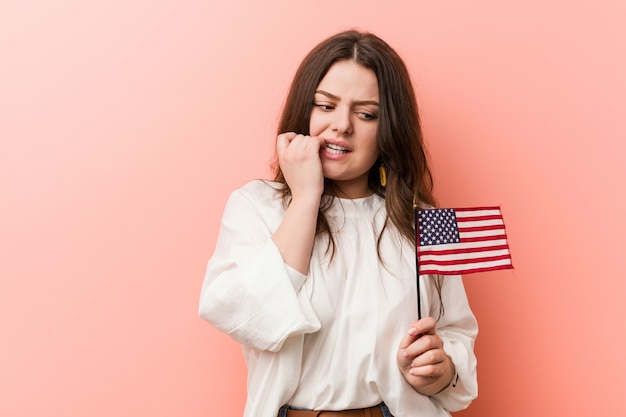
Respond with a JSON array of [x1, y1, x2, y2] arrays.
[[322, 171, 342, 182]]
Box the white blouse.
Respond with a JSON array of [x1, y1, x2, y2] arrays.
[[199, 180, 478, 417]]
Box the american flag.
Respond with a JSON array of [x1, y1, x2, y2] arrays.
[[417, 206, 513, 275]]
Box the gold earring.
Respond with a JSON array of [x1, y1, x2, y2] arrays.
[[379, 163, 387, 187]]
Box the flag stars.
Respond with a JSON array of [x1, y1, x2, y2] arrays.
[[418, 208, 461, 246]]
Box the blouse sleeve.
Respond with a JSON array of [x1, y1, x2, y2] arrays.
[[198, 186, 321, 352], [430, 275, 479, 411]]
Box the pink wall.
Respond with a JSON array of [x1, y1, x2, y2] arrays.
[[2, 1, 625, 416]]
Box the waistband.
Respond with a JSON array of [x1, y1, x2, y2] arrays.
[[279, 404, 385, 417]]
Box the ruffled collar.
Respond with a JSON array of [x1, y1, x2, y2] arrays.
[[323, 193, 385, 218]]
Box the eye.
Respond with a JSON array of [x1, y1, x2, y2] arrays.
[[314, 103, 335, 111], [357, 111, 377, 121]]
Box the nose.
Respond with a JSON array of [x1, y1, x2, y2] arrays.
[[330, 106, 353, 136]]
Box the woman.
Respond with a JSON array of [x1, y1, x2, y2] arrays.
[[199, 30, 478, 417]]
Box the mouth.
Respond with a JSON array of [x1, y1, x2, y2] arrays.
[[324, 143, 350, 155]]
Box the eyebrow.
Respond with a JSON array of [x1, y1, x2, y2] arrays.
[[315, 90, 379, 106]]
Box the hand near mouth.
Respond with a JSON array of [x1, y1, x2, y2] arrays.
[[273, 132, 326, 275], [276, 132, 325, 200]]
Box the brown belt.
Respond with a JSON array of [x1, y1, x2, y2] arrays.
[[281, 405, 384, 417]]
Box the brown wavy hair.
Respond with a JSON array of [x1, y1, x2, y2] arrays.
[[271, 30, 444, 313]]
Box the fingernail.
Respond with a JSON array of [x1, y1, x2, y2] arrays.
[[408, 327, 417, 335]]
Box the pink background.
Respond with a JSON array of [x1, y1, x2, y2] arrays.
[[2, 1, 625, 416]]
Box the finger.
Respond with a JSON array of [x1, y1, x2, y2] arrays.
[[410, 344, 447, 368], [276, 132, 298, 155], [409, 362, 444, 378], [280, 132, 298, 142], [298, 136, 326, 156], [408, 317, 437, 337], [399, 336, 428, 367], [398, 326, 420, 351], [399, 317, 443, 365], [410, 352, 450, 378], [401, 336, 441, 366], [310, 136, 326, 151], [399, 317, 436, 350], [285, 135, 325, 160]]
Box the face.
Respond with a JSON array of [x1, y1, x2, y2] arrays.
[[310, 60, 380, 198]]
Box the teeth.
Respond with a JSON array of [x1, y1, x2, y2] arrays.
[[325, 143, 348, 154]]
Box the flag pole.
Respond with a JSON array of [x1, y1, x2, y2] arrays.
[[413, 195, 422, 320]]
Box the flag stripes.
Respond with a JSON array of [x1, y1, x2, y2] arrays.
[[417, 206, 513, 276]]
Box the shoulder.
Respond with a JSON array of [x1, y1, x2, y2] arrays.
[[226, 180, 285, 215], [232, 179, 283, 203]]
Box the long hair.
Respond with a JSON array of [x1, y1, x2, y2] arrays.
[[272, 30, 444, 314]]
